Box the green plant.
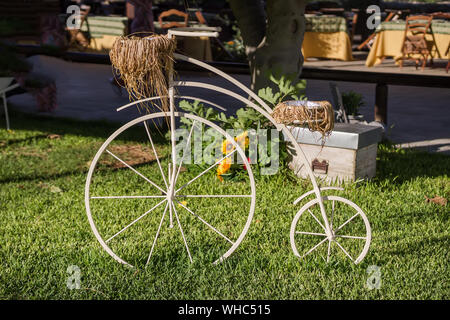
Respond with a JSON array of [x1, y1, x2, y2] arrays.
[[341, 90, 365, 116], [222, 25, 246, 62], [177, 101, 252, 177], [177, 72, 308, 179], [257, 72, 307, 107], [178, 99, 266, 131]]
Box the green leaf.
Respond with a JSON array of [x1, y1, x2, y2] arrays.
[[205, 107, 217, 121], [258, 87, 281, 105], [179, 100, 193, 112]]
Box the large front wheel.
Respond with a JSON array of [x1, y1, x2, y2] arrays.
[[85, 112, 256, 268]]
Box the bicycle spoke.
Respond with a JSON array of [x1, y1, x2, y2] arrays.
[[175, 149, 237, 193], [106, 149, 166, 195], [308, 209, 327, 232], [335, 235, 366, 240], [172, 202, 193, 263], [144, 120, 168, 189], [146, 201, 169, 266], [334, 239, 354, 262], [177, 200, 234, 245], [296, 231, 327, 237], [327, 240, 332, 262], [168, 163, 173, 228], [169, 95, 177, 179], [91, 195, 166, 199], [335, 213, 359, 233], [173, 120, 196, 186], [301, 237, 328, 259], [105, 199, 166, 243], [176, 194, 252, 198], [331, 199, 335, 230]]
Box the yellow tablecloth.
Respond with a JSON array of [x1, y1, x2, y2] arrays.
[[302, 31, 353, 61], [88, 35, 118, 52], [366, 30, 450, 67]]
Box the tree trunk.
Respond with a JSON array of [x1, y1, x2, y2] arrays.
[[229, 0, 306, 92]]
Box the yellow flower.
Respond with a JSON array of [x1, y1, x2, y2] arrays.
[[178, 200, 188, 208], [217, 157, 231, 177], [235, 131, 249, 149], [222, 139, 235, 154]]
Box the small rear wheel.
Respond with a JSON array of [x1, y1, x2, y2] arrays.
[[290, 196, 371, 264]]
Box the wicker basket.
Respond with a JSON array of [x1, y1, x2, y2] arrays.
[[271, 100, 334, 134]]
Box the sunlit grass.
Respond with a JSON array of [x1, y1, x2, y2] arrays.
[[0, 111, 448, 299]]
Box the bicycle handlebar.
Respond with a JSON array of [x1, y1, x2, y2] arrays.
[[168, 27, 220, 38]]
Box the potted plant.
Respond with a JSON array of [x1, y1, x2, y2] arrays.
[[341, 90, 365, 123]]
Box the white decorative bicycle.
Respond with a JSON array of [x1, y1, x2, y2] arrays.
[[85, 28, 371, 268]]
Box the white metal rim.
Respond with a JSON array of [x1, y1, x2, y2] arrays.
[[85, 111, 256, 268]]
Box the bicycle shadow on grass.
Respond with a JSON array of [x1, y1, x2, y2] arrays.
[[1, 108, 169, 143], [385, 235, 449, 257], [0, 109, 172, 183], [0, 155, 168, 184], [374, 141, 450, 185]]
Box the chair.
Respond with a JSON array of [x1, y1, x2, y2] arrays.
[[194, 11, 207, 25], [431, 12, 450, 20], [350, 9, 359, 44], [329, 82, 349, 123], [357, 9, 403, 51], [399, 15, 434, 70], [158, 9, 188, 29], [65, 4, 91, 50], [0, 80, 20, 130]]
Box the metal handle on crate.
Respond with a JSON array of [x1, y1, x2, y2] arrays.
[[312, 158, 328, 174]]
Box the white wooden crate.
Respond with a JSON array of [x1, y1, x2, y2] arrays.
[[286, 123, 383, 184]]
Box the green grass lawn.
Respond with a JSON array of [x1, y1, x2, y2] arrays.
[[0, 110, 448, 300]]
